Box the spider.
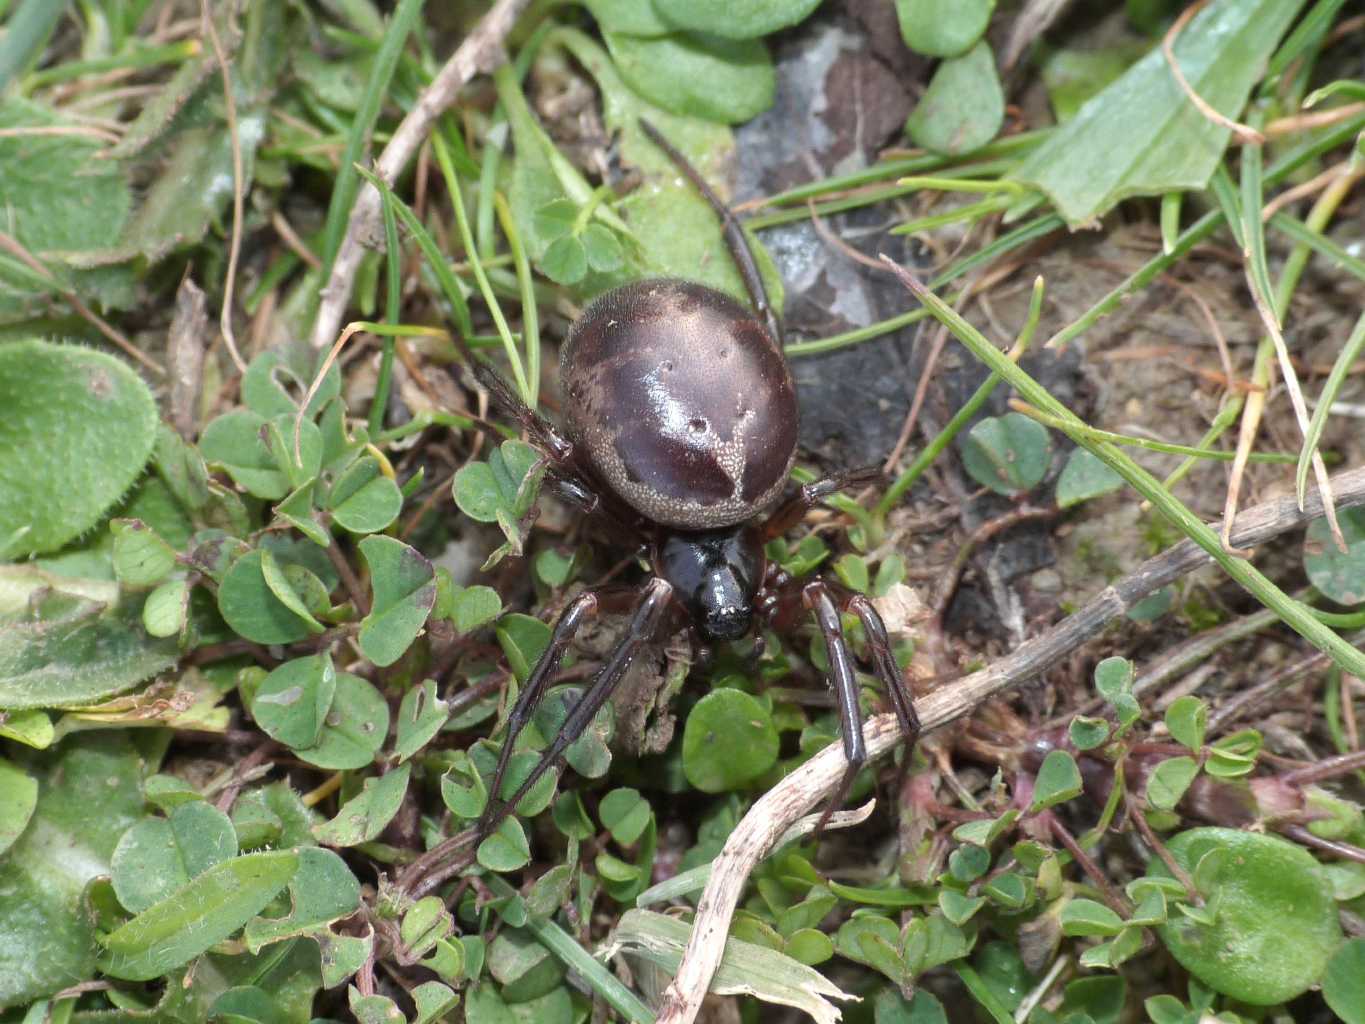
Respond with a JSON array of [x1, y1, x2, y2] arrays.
[[467, 121, 920, 841]]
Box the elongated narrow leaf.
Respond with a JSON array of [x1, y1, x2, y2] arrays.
[[99, 849, 300, 981], [1011, 0, 1306, 226]]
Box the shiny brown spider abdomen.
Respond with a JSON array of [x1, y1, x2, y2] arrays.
[[559, 278, 799, 530]]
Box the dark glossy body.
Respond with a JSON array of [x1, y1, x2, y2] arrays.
[[656, 525, 765, 642], [560, 278, 799, 531], [438, 121, 920, 866]]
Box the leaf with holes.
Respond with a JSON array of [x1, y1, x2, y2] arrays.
[[313, 764, 411, 847], [357, 536, 437, 667], [396, 679, 449, 762], [250, 653, 337, 750], [295, 672, 390, 771]]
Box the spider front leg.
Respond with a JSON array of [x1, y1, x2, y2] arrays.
[[477, 577, 675, 840], [480, 590, 601, 835], [848, 594, 921, 744], [803, 580, 868, 834]]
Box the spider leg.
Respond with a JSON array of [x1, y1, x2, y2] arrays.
[[803, 580, 867, 837], [477, 578, 674, 840], [638, 118, 783, 348], [847, 594, 920, 744], [761, 466, 885, 540], [480, 591, 600, 834]]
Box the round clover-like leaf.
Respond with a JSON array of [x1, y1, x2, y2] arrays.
[[960, 412, 1052, 495], [603, 31, 775, 125], [652, 0, 821, 39], [313, 763, 411, 847], [906, 40, 1005, 156], [142, 578, 189, 638], [1056, 448, 1124, 509], [1150, 827, 1342, 1005], [477, 816, 531, 872], [328, 456, 402, 534], [110, 801, 238, 914], [895, 0, 994, 57], [250, 653, 337, 750], [294, 671, 390, 770], [0, 340, 158, 556], [1323, 938, 1365, 1024], [200, 409, 289, 500], [218, 549, 318, 645], [541, 234, 588, 285], [682, 688, 779, 792], [241, 348, 340, 420], [1304, 506, 1365, 606], [358, 535, 437, 667]]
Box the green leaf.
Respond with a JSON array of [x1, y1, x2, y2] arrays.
[[497, 613, 553, 684], [251, 653, 337, 750], [0, 594, 178, 709], [217, 549, 318, 645], [784, 928, 834, 966], [100, 849, 299, 981], [603, 31, 774, 124], [348, 987, 405, 1024], [1056, 448, 1125, 509], [1029, 749, 1083, 813], [0, 736, 144, 1007], [295, 671, 390, 771], [358, 535, 437, 667], [0, 759, 37, 857], [243, 846, 361, 952], [939, 889, 986, 925], [1068, 715, 1111, 750], [0, 340, 156, 556], [835, 915, 904, 983], [0, 707, 52, 748], [834, 553, 870, 594], [396, 679, 450, 762], [142, 577, 189, 638], [478, 816, 531, 872], [1165, 695, 1207, 751], [452, 440, 547, 567], [489, 927, 566, 1002], [265, 414, 323, 491], [1304, 506, 1365, 606], [313, 764, 411, 846], [1060, 898, 1124, 937], [682, 688, 780, 792], [328, 456, 402, 534], [401, 895, 455, 958], [441, 754, 489, 820], [599, 787, 652, 845], [1145, 756, 1199, 811], [259, 548, 326, 634], [412, 981, 459, 1024], [895, 0, 994, 57], [0, 98, 132, 317], [452, 584, 503, 634], [1093, 655, 1135, 701], [110, 519, 178, 587], [651, 0, 821, 39], [241, 348, 341, 421], [1150, 827, 1342, 1005], [960, 412, 1052, 495], [532, 198, 580, 240], [110, 801, 238, 914], [201, 409, 290, 500], [1010, 0, 1308, 227], [320, 930, 374, 989], [906, 41, 1004, 156], [581, 223, 625, 272], [541, 233, 588, 284], [1323, 938, 1365, 1024]]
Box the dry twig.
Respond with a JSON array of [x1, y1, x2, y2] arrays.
[[655, 464, 1365, 1024], [310, 0, 533, 351]]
